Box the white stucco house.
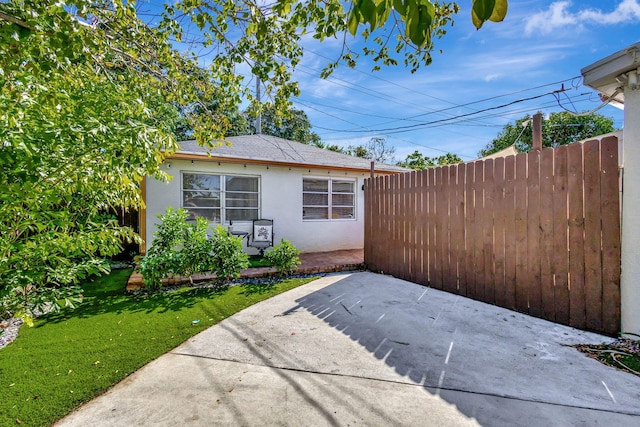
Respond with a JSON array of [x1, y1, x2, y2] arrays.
[[141, 134, 406, 254]]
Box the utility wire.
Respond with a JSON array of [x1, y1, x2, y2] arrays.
[[315, 88, 568, 134], [304, 48, 581, 116]]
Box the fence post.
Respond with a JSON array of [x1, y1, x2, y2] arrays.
[[532, 112, 543, 151]]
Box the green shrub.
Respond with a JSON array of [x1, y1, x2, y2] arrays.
[[180, 217, 215, 282], [140, 210, 250, 288], [140, 208, 215, 289], [209, 225, 249, 284], [146, 207, 190, 256], [139, 250, 180, 290], [264, 239, 301, 276]]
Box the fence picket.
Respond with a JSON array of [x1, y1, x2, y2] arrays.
[[464, 161, 477, 299], [527, 151, 542, 316], [503, 156, 517, 309], [428, 168, 437, 286], [514, 153, 528, 312], [584, 140, 603, 332], [600, 137, 621, 334], [540, 148, 555, 320], [553, 146, 570, 325], [381, 176, 393, 273], [418, 170, 428, 286], [567, 142, 586, 329], [482, 159, 496, 304], [393, 174, 400, 277], [444, 166, 457, 293], [451, 165, 464, 294], [493, 158, 506, 306]]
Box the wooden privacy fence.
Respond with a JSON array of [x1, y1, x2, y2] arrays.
[[364, 137, 621, 336]]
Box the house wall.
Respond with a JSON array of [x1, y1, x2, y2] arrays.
[[144, 159, 371, 254]]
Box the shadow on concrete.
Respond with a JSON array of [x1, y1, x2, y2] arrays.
[[284, 272, 640, 426]]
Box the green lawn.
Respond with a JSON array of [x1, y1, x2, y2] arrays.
[[0, 269, 317, 426]]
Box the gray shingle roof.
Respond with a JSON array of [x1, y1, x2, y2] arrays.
[[176, 135, 407, 173]]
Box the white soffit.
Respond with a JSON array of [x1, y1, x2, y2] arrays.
[[581, 42, 640, 104]]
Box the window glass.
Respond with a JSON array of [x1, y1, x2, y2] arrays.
[[303, 179, 329, 192], [302, 177, 355, 221], [184, 174, 220, 192], [303, 193, 328, 206], [183, 191, 221, 208], [226, 192, 259, 208], [186, 208, 220, 222], [226, 209, 259, 221], [226, 176, 258, 192], [303, 207, 329, 220], [332, 181, 354, 193], [183, 173, 259, 223], [332, 193, 354, 206], [332, 207, 354, 219]]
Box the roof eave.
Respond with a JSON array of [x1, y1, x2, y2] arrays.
[[168, 152, 406, 175], [581, 42, 640, 104]]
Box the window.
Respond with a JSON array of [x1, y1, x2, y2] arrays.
[[303, 178, 355, 220], [182, 173, 259, 222]]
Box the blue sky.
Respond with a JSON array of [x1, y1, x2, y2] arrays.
[[286, 0, 640, 162]]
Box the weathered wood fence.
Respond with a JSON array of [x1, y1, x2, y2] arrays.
[[364, 137, 621, 336]]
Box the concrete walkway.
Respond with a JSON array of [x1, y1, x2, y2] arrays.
[[58, 272, 640, 426]]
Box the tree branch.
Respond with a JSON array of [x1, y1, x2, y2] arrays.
[[0, 10, 36, 31]]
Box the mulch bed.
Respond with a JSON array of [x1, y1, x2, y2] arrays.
[[575, 338, 640, 377]]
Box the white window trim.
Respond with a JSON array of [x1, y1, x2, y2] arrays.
[[181, 171, 261, 224], [302, 176, 357, 221]]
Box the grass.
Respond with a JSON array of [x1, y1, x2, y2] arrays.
[[248, 255, 272, 268], [0, 269, 318, 426]]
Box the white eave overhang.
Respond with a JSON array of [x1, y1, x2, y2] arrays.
[[581, 42, 640, 108]]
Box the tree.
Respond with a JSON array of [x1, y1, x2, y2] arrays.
[[479, 112, 616, 157], [251, 106, 322, 146], [0, 0, 507, 321], [0, 0, 228, 322], [364, 137, 396, 163], [397, 150, 462, 170], [334, 137, 397, 163]]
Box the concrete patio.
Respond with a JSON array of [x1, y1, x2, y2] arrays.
[[59, 272, 640, 426]]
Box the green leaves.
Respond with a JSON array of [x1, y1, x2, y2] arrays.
[[0, 0, 189, 320], [478, 112, 615, 157], [396, 150, 462, 170], [472, 0, 508, 29], [264, 239, 301, 276], [343, 0, 507, 74], [404, 0, 435, 46], [348, 0, 394, 36], [140, 209, 249, 288]]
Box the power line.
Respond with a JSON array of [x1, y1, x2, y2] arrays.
[[315, 88, 568, 134], [304, 48, 581, 117], [295, 56, 581, 129]]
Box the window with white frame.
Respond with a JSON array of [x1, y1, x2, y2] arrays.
[[302, 178, 356, 220], [182, 173, 259, 222]]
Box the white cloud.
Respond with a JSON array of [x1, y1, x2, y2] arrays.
[[525, 0, 640, 35]]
